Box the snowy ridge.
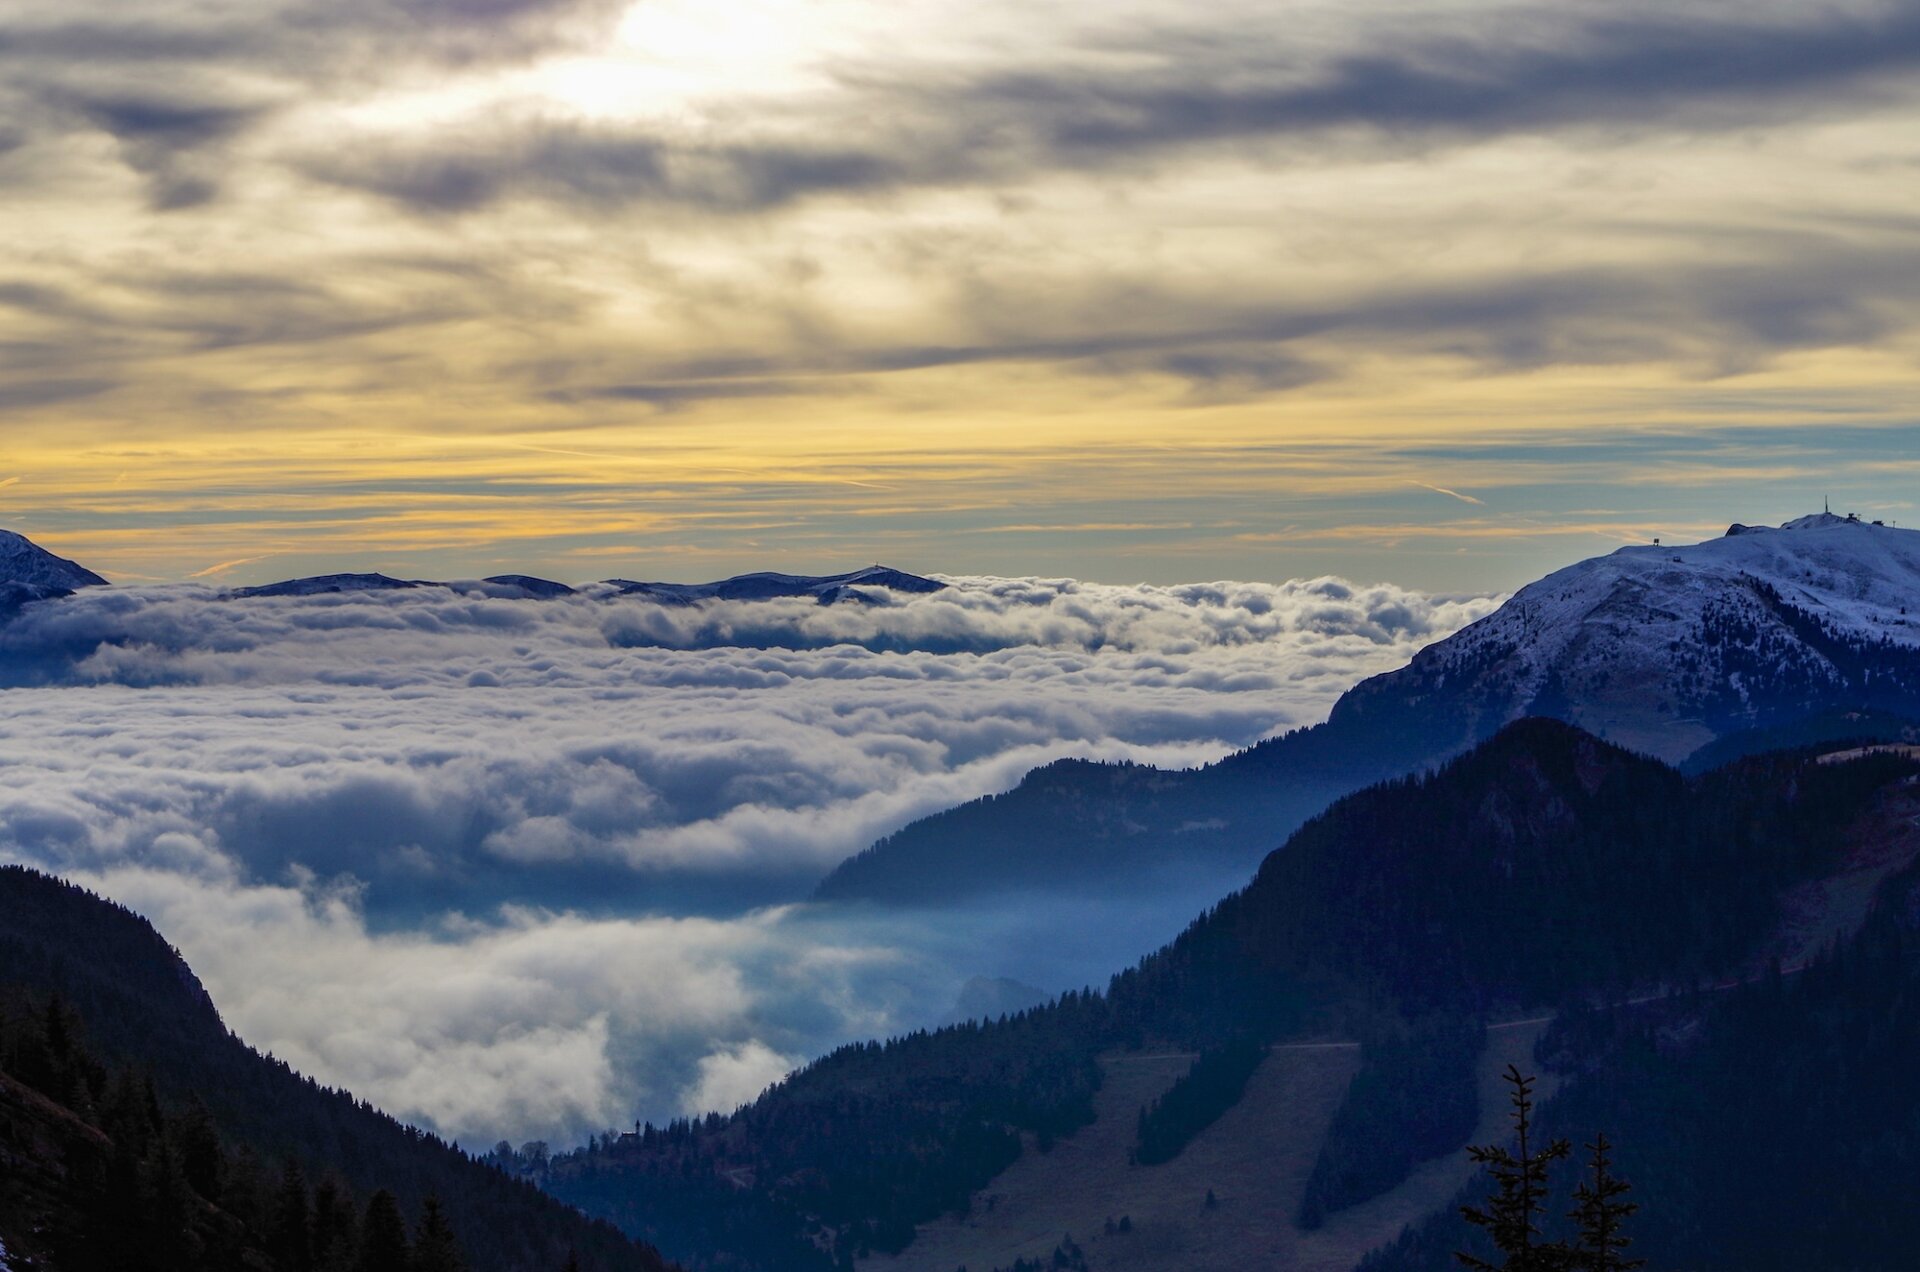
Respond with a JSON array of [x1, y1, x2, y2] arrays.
[[232, 572, 431, 598], [1334, 513, 1920, 760], [0, 525, 947, 609], [221, 565, 943, 604], [601, 565, 946, 605], [0, 529, 107, 590]]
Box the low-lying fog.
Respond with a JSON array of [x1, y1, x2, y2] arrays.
[[0, 573, 1494, 1144]]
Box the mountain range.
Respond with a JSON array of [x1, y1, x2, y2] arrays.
[[819, 512, 1920, 903], [10, 714, 1919, 1270], [540, 719, 1920, 1270], [0, 549, 944, 608], [11, 514, 1920, 1269], [226, 565, 946, 605]]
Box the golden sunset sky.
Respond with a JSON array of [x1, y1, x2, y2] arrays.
[[5, 0, 1920, 588]]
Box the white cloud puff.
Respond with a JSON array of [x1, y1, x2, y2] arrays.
[[0, 574, 1496, 1144]]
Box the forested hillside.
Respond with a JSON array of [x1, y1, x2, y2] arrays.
[[1364, 848, 1920, 1270], [812, 703, 1441, 905], [554, 720, 1920, 1270], [1108, 719, 1915, 1037], [0, 867, 672, 1272], [10, 723, 1907, 1272]]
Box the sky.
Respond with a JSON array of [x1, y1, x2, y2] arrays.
[[4, 0, 1920, 591]]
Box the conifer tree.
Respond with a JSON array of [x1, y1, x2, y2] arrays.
[[313, 1176, 359, 1272], [1569, 1134, 1643, 1271], [146, 1136, 199, 1272], [271, 1157, 315, 1272], [357, 1190, 411, 1272], [411, 1195, 466, 1272], [1458, 1066, 1573, 1271], [177, 1094, 225, 1203]]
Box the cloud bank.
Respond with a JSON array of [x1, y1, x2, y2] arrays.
[[0, 574, 1494, 1143]]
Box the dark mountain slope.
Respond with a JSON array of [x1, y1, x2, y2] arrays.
[[1365, 840, 1920, 1272], [1106, 719, 1915, 1040], [559, 723, 1920, 1270], [0, 866, 672, 1272], [546, 992, 1113, 1270], [814, 715, 1426, 904], [1678, 704, 1920, 774]]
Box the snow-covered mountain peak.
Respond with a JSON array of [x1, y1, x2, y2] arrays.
[[0, 528, 108, 590], [1583, 513, 1920, 644], [603, 565, 946, 605], [231, 573, 433, 599], [1778, 510, 1865, 531], [1333, 514, 1920, 761]]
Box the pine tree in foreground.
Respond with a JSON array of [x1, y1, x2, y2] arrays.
[[1569, 1134, 1644, 1271], [411, 1195, 467, 1272], [1457, 1065, 1573, 1271], [356, 1190, 410, 1272]]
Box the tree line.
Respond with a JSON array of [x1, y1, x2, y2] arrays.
[[0, 989, 493, 1271], [0, 865, 667, 1272]]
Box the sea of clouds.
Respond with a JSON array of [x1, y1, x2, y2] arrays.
[[0, 573, 1496, 1145]]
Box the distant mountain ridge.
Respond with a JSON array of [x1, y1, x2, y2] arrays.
[[0, 529, 107, 591], [230, 565, 946, 606], [605, 566, 945, 606], [0, 529, 108, 622], [0, 527, 947, 609], [820, 513, 1920, 902], [232, 571, 432, 598]]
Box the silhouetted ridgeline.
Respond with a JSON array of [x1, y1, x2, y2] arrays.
[[1106, 720, 1917, 1038], [0, 866, 672, 1272], [811, 715, 1436, 905]]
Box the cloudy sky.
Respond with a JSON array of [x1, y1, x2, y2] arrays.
[[3, 0, 1920, 591]]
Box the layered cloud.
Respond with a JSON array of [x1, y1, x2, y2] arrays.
[[0, 575, 1494, 1142], [304, 3, 1920, 216], [0, 574, 1492, 901], [7, 1, 1920, 589]]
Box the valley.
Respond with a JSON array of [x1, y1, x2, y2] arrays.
[[9, 515, 1920, 1271]]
